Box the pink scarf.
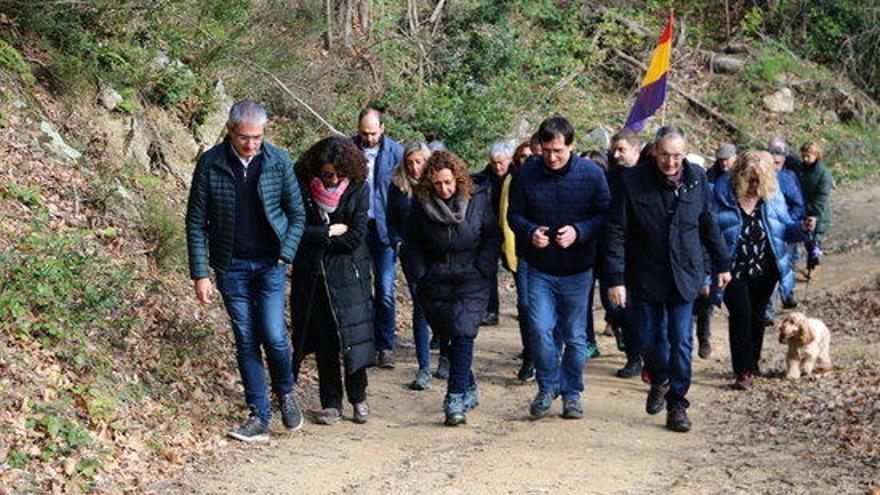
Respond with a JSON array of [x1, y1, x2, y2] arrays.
[[309, 176, 350, 214]]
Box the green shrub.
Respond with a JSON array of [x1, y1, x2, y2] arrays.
[[0, 39, 36, 84], [140, 191, 186, 271]]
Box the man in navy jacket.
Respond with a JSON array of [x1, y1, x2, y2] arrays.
[[508, 116, 610, 420], [605, 127, 731, 433], [353, 107, 404, 368]]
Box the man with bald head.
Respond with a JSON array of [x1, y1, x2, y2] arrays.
[[605, 126, 731, 432], [352, 106, 405, 368]]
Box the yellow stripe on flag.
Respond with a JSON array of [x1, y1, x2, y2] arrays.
[[641, 39, 671, 88]]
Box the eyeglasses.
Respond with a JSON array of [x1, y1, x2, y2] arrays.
[[320, 170, 344, 181]]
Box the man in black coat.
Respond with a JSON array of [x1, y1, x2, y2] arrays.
[[605, 127, 731, 432]]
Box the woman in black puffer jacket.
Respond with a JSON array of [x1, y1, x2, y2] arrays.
[[291, 137, 374, 426], [405, 150, 501, 426]]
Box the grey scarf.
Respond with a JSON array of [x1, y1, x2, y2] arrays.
[[420, 192, 469, 225]]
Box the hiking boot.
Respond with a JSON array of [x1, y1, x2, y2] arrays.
[[377, 349, 395, 369], [226, 416, 269, 443], [480, 312, 499, 326], [616, 358, 642, 379], [561, 399, 583, 419], [646, 381, 670, 415], [408, 368, 432, 391], [731, 372, 753, 390], [463, 385, 479, 412], [433, 356, 449, 380], [697, 338, 712, 359], [314, 408, 341, 426], [352, 401, 370, 424], [278, 392, 303, 431], [666, 406, 692, 432], [529, 392, 553, 419], [443, 393, 467, 426], [517, 361, 536, 382], [585, 342, 601, 359]]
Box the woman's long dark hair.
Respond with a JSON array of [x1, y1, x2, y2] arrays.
[[296, 137, 367, 183]]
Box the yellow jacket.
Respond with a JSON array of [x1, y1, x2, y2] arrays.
[[499, 174, 517, 272]]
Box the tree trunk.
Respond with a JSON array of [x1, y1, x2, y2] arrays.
[[357, 0, 371, 34], [325, 0, 334, 50], [340, 0, 354, 49]]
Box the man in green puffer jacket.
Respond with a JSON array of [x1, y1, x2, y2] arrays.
[[186, 99, 306, 442]]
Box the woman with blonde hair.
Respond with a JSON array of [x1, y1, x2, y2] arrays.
[[388, 141, 438, 390], [711, 150, 814, 390], [406, 150, 501, 425]]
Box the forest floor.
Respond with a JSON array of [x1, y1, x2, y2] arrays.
[[168, 183, 879, 495]]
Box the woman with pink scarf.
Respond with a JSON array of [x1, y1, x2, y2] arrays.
[[291, 137, 374, 426]]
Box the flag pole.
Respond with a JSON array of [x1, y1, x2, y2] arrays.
[[661, 7, 673, 126]]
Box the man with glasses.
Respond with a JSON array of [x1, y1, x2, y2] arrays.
[[186, 98, 306, 442], [605, 126, 731, 432]]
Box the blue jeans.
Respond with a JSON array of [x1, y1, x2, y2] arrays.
[[405, 278, 431, 370], [446, 335, 476, 394], [585, 278, 597, 345], [514, 259, 532, 362], [631, 295, 694, 410], [367, 222, 397, 351], [215, 258, 293, 423], [527, 268, 592, 401]]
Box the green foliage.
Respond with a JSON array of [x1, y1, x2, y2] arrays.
[[742, 52, 801, 86], [0, 39, 36, 84], [140, 188, 186, 271], [0, 231, 134, 347]]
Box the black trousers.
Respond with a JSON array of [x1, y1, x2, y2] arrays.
[[722, 272, 778, 376], [312, 283, 367, 410]]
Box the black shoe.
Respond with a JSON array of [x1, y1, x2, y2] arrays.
[[616, 358, 642, 379], [352, 401, 370, 424], [666, 407, 691, 432], [227, 416, 269, 443], [517, 361, 536, 382], [480, 312, 499, 326], [781, 295, 798, 309], [646, 381, 670, 415], [697, 338, 712, 359], [377, 349, 395, 369], [278, 392, 303, 431]]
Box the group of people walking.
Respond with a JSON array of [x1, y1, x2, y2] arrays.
[[186, 98, 832, 442]]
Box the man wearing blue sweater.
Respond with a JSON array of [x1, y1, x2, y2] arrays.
[[508, 117, 611, 420]]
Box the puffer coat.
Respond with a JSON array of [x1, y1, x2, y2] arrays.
[[711, 174, 810, 301], [405, 184, 501, 339], [291, 179, 374, 373]]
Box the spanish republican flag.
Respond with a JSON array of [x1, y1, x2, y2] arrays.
[[624, 11, 674, 132]]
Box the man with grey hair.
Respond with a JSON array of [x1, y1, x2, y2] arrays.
[[472, 140, 514, 326], [605, 126, 731, 432], [186, 98, 306, 442], [352, 106, 405, 369]]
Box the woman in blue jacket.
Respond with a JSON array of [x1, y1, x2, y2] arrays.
[[712, 150, 814, 390]]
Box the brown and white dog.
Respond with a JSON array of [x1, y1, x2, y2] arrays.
[[778, 312, 832, 379]]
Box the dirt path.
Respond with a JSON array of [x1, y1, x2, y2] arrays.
[[171, 183, 880, 495]]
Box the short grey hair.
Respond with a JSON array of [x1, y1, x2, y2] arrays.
[[404, 141, 431, 160], [228, 98, 268, 127], [427, 140, 447, 152], [655, 125, 686, 144], [489, 140, 513, 158]]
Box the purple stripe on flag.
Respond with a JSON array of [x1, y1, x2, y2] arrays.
[[624, 74, 668, 132]]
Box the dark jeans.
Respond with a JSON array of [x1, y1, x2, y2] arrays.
[[631, 295, 694, 410], [367, 222, 397, 351], [215, 257, 293, 423], [311, 277, 368, 409], [514, 259, 531, 362], [445, 336, 476, 394], [585, 278, 597, 346], [723, 273, 778, 376]]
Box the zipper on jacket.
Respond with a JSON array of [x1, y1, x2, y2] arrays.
[[319, 257, 346, 350]]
